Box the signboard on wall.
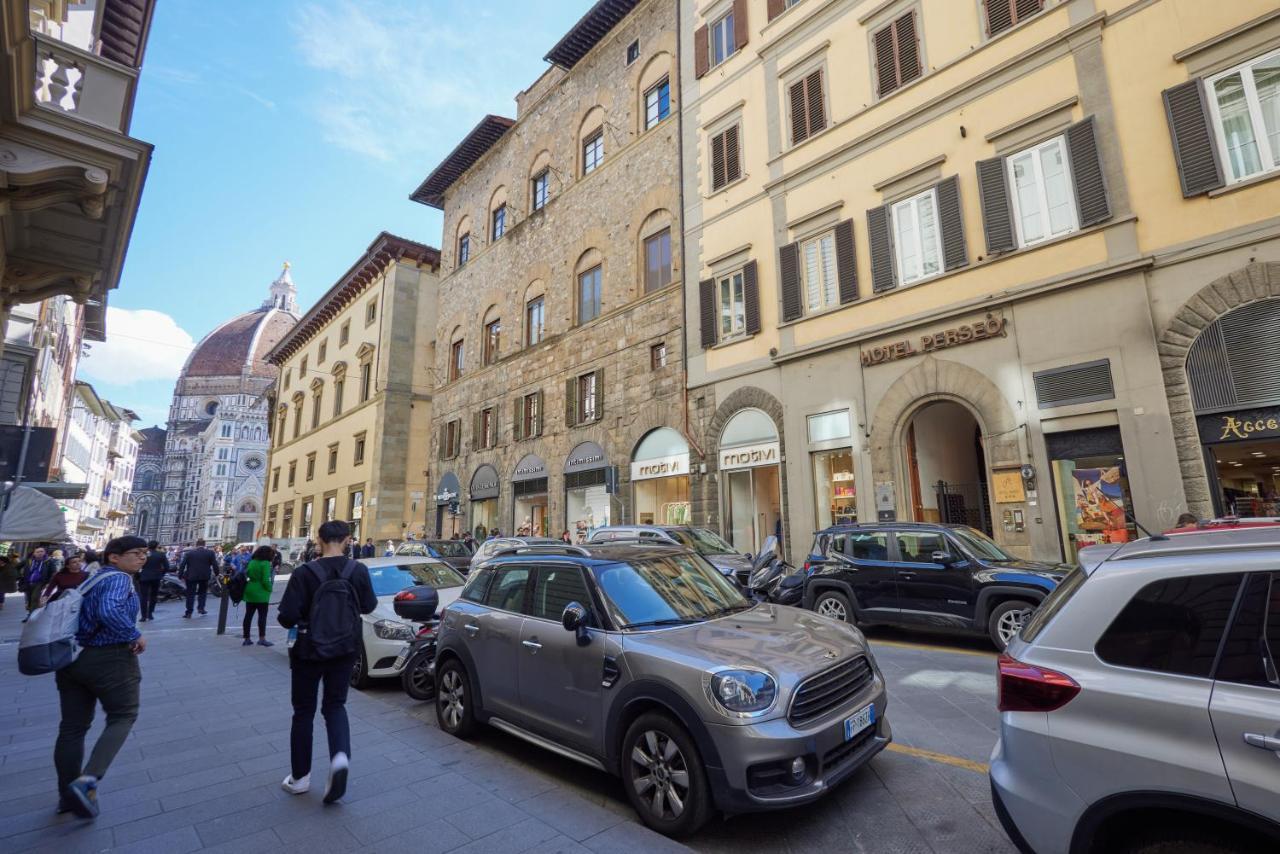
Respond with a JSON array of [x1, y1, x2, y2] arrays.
[[631, 453, 689, 481], [719, 442, 779, 471], [991, 470, 1027, 504], [860, 314, 1007, 367], [1196, 406, 1280, 443]]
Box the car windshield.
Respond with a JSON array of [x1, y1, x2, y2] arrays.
[[949, 526, 1016, 561], [594, 554, 751, 629], [430, 541, 471, 558], [368, 562, 465, 596], [665, 527, 737, 556], [395, 544, 428, 556]]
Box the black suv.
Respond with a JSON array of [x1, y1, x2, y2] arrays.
[[802, 523, 1068, 649]]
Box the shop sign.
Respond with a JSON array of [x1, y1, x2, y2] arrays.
[[565, 441, 609, 474], [631, 453, 689, 481], [719, 441, 780, 471], [513, 453, 548, 482], [432, 488, 457, 503], [991, 470, 1026, 504], [861, 315, 1007, 367], [1197, 406, 1280, 443], [435, 473, 461, 505], [470, 464, 500, 500]]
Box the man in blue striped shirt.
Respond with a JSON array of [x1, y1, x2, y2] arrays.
[[54, 535, 148, 820]]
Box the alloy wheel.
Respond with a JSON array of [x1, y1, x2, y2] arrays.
[[407, 656, 433, 697], [439, 670, 465, 730], [630, 730, 691, 821], [816, 597, 847, 621], [997, 608, 1031, 645]]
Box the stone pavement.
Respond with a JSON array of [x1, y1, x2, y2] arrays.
[[0, 593, 1014, 853]]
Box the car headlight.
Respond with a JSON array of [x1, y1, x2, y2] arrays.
[[373, 619, 415, 641], [706, 669, 777, 717]]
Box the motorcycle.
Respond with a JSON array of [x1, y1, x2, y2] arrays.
[[157, 572, 187, 603], [393, 585, 441, 701], [745, 536, 805, 606]]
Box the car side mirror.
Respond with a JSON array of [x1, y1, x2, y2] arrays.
[[931, 551, 953, 565], [745, 553, 754, 562], [562, 601, 590, 645]]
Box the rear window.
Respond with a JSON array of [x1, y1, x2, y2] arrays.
[[1095, 573, 1244, 678], [431, 541, 471, 558], [460, 568, 492, 603], [1020, 567, 1086, 643]]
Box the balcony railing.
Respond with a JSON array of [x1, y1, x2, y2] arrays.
[[32, 32, 138, 133]]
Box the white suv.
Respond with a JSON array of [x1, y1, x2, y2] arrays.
[[990, 527, 1280, 854]]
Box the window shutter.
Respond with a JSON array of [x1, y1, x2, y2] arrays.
[[471, 411, 481, 448], [694, 24, 709, 78], [1014, 0, 1043, 21], [766, 0, 786, 21], [867, 205, 896, 293], [743, 260, 761, 335], [873, 24, 897, 97], [1162, 79, 1224, 197], [436, 425, 445, 461], [805, 69, 825, 136], [834, 218, 858, 304], [976, 156, 1016, 255], [725, 124, 741, 183], [593, 368, 605, 422], [897, 13, 921, 87], [513, 398, 524, 442], [700, 277, 718, 348], [935, 176, 968, 271], [985, 0, 1012, 36], [733, 0, 749, 50], [710, 130, 727, 190], [1065, 116, 1111, 228], [565, 378, 578, 428], [789, 78, 809, 145], [535, 390, 544, 436], [487, 408, 498, 448], [779, 242, 802, 321]]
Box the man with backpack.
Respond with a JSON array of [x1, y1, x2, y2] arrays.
[[178, 539, 217, 617], [276, 520, 376, 804]]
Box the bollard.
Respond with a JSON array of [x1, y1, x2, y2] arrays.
[[216, 583, 230, 635]]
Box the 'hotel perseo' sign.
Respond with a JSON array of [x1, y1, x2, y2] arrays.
[[861, 314, 1007, 367], [720, 441, 780, 471], [631, 453, 690, 482], [1196, 406, 1280, 443]]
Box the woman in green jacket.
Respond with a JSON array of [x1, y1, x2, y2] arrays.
[[242, 546, 276, 647]]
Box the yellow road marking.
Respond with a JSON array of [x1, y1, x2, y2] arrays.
[[869, 638, 998, 659], [887, 743, 989, 774]]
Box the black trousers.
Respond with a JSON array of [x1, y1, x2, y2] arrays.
[[184, 579, 208, 614], [54, 645, 141, 794], [242, 602, 269, 638], [290, 654, 355, 779], [137, 579, 160, 618]]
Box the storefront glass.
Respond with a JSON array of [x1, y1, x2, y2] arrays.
[[511, 454, 549, 537], [813, 449, 857, 528], [1047, 427, 1137, 561], [469, 465, 500, 538], [631, 428, 690, 525], [565, 442, 611, 543], [719, 408, 782, 552]]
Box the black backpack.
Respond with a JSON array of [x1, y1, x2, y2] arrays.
[[226, 571, 248, 605], [304, 560, 361, 659]]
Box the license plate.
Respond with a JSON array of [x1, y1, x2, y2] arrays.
[[843, 704, 875, 741], [393, 646, 409, 670]]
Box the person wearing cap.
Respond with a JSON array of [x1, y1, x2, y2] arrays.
[[54, 535, 148, 820]]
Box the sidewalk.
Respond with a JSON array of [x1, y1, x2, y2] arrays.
[[0, 595, 686, 854]]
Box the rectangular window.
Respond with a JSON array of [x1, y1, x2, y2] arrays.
[[301, 500, 313, 537], [813, 448, 857, 528], [522, 392, 541, 438], [788, 68, 826, 145], [217, 447, 229, 460], [532, 170, 549, 211], [578, 373, 598, 423], [366, 300, 377, 324], [353, 432, 366, 465], [627, 39, 640, 65], [332, 378, 344, 417], [458, 232, 471, 267], [873, 11, 921, 97], [480, 407, 496, 449], [450, 340, 464, 381], [1007, 135, 1078, 248], [644, 229, 672, 292], [891, 187, 943, 284], [305, 453, 315, 481], [800, 230, 838, 313], [300, 356, 308, 378], [1207, 49, 1280, 184], [718, 270, 746, 340], [282, 505, 294, 537], [484, 319, 501, 365], [526, 297, 545, 346], [445, 419, 461, 458], [271, 467, 280, 492], [215, 463, 227, 477], [288, 461, 296, 487], [651, 342, 667, 370], [710, 10, 736, 67], [220, 424, 232, 438], [311, 391, 322, 429], [339, 321, 349, 346], [318, 340, 327, 363], [323, 495, 336, 522], [349, 490, 363, 521], [583, 129, 604, 174], [359, 362, 372, 402], [709, 125, 741, 191], [492, 205, 506, 240], [327, 444, 338, 474], [578, 266, 602, 325], [807, 409, 851, 442], [293, 404, 302, 439], [645, 78, 671, 129]]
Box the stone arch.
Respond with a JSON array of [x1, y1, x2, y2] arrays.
[[634, 50, 674, 136], [1156, 262, 1280, 517]]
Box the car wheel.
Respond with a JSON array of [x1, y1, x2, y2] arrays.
[[813, 590, 853, 624], [401, 649, 435, 701], [987, 600, 1035, 651], [350, 642, 370, 689], [621, 712, 711, 838], [1126, 826, 1253, 854], [435, 658, 476, 738]]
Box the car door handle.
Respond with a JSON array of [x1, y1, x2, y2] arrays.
[[898, 572, 917, 580], [464, 623, 480, 636], [522, 639, 542, 652], [1243, 733, 1280, 752]]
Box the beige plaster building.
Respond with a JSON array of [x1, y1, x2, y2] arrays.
[[262, 234, 440, 547], [413, 0, 689, 542], [680, 0, 1280, 561]]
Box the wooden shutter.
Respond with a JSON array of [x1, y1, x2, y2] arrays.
[[733, 0, 749, 50], [935, 176, 968, 271], [743, 260, 761, 335], [694, 24, 709, 78], [976, 156, 1016, 255], [766, 0, 786, 21], [986, 0, 1042, 36], [436, 425, 445, 461], [710, 130, 727, 190], [806, 69, 825, 135], [471, 411, 481, 448], [724, 124, 742, 183], [565, 377, 578, 428], [488, 407, 498, 448], [535, 390, 544, 436], [875, 13, 922, 98], [593, 368, 605, 422], [779, 241, 802, 321], [512, 398, 524, 442], [1162, 79, 1225, 197], [789, 78, 809, 145], [1065, 116, 1111, 228], [867, 205, 896, 293], [873, 24, 897, 97], [791, 70, 825, 144], [834, 218, 858, 304], [699, 277, 718, 348]]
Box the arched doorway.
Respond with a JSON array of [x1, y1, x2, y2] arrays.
[[631, 428, 690, 525], [719, 408, 782, 550], [904, 400, 992, 535]]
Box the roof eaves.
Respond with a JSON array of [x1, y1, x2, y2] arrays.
[[544, 0, 639, 69], [409, 115, 515, 209]]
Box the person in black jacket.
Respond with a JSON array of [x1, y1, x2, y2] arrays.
[[137, 541, 169, 622], [178, 539, 218, 617], [277, 520, 376, 804]]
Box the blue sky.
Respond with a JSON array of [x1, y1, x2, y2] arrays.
[[79, 0, 589, 425]]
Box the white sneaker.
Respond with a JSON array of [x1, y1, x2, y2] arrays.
[[281, 773, 310, 795], [323, 752, 349, 804]]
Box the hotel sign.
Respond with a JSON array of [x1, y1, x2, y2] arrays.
[[631, 453, 689, 482], [720, 441, 780, 471], [861, 315, 1007, 367]]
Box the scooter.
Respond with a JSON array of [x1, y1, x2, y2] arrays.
[[157, 572, 187, 603], [392, 585, 441, 701], [746, 536, 805, 606]]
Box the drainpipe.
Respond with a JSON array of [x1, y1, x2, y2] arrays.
[[676, 0, 705, 463]]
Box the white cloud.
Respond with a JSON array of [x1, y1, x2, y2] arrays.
[[79, 307, 195, 385]]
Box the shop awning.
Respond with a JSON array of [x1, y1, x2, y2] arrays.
[[0, 486, 70, 542]]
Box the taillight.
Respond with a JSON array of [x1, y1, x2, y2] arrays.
[[416, 624, 436, 639], [802, 560, 812, 573], [997, 653, 1080, 713], [394, 590, 416, 601]]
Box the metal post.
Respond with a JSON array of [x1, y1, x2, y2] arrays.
[[216, 582, 230, 635]]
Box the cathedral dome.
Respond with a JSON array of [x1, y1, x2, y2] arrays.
[[180, 264, 300, 380]]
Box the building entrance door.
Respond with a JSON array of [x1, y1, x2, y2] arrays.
[[906, 401, 991, 535]]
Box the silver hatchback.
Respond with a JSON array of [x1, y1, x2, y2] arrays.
[[432, 543, 890, 837], [991, 527, 1280, 853]]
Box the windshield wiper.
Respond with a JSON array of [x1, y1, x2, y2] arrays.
[[620, 617, 701, 630], [708, 603, 755, 618]]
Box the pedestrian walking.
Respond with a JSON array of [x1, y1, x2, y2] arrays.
[[0, 553, 19, 609], [360, 538, 375, 559], [383, 540, 395, 556], [41, 552, 87, 605], [136, 541, 169, 622], [241, 546, 276, 647], [178, 539, 217, 617], [277, 520, 376, 804], [20, 546, 52, 622], [54, 535, 148, 819], [301, 540, 317, 563], [560, 530, 572, 544]]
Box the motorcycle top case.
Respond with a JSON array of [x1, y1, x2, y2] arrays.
[[392, 585, 439, 623]]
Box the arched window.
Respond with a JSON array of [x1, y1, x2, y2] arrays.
[[574, 249, 604, 326], [455, 215, 473, 268], [489, 186, 509, 241], [638, 209, 675, 294], [524, 281, 546, 347], [449, 326, 465, 381], [310, 378, 324, 429], [291, 393, 304, 439], [636, 52, 674, 135], [721, 408, 780, 448], [579, 106, 606, 176], [529, 150, 552, 212], [357, 343, 375, 403], [276, 406, 288, 446], [239, 500, 257, 515], [482, 305, 501, 366]]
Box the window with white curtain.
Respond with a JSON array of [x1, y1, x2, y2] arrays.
[[892, 188, 942, 284], [800, 231, 838, 312], [718, 270, 746, 340], [1207, 48, 1280, 184], [1007, 135, 1078, 248]]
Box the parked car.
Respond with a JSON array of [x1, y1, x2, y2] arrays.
[[991, 526, 1280, 854], [432, 542, 890, 837], [802, 522, 1068, 650], [352, 557, 467, 688], [588, 525, 753, 586], [470, 536, 562, 563], [395, 539, 474, 573]]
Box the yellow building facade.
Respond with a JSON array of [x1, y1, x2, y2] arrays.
[[680, 0, 1280, 561], [261, 234, 440, 550]]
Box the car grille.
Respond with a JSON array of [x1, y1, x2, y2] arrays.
[[821, 723, 877, 772], [788, 656, 874, 727]]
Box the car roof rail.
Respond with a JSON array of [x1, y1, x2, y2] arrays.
[[589, 537, 682, 547], [493, 544, 594, 558]]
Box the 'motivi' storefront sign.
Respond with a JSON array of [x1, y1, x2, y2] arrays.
[[720, 441, 780, 471], [861, 315, 1007, 367], [1197, 406, 1280, 443]]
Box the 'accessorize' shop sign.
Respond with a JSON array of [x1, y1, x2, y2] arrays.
[[861, 315, 1007, 367]]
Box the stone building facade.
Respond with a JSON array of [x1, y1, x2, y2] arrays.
[[128, 425, 166, 541], [413, 0, 689, 542]]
